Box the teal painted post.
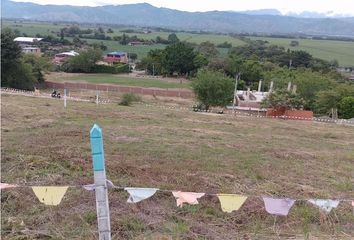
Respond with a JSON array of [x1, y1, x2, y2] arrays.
[[90, 124, 111, 240]]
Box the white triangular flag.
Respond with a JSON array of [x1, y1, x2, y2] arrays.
[[125, 187, 159, 203], [308, 199, 340, 213]]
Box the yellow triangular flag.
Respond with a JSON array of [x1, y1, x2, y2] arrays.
[[217, 194, 247, 213], [32, 186, 69, 206]]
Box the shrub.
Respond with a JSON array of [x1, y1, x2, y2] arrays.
[[192, 69, 234, 109], [119, 93, 141, 106], [339, 96, 354, 119]]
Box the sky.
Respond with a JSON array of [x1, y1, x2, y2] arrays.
[[11, 0, 354, 16]]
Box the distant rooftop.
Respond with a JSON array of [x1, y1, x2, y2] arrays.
[[23, 47, 40, 50], [56, 50, 79, 56], [14, 37, 43, 43], [108, 51, 127, 56]]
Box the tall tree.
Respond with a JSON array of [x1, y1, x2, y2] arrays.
[[1, 28, 36, 90], [64, 48, 102, 73], [192, 70, 234, 109], [1, 28, 23, 85], [197, 41, 219, 59], [339, 97, 354, 119], [162, 42, 197, 76], [167, 33, 179, 44]]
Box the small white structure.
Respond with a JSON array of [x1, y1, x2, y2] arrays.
[[56, 51, 79, 57], [22, 47, 41, 55], [53, 51, 79, 64], [14, 37, 43, 45]]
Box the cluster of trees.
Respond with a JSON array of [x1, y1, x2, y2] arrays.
[[189, 39, 354, 118], [139, 42, 208, 76], [58, 25, 183, 46], [61, 48, 129, 74], [1, 28, 51, 90], [216, 41, 232, 48], [261, 89, 305, 110], [113, 34, 151, 45], [227, 41, 338, 72], [61, 48, 103, 73], [230, 33, 354, 42]]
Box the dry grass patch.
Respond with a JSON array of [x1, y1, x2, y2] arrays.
[[1, 93, 354, 239]]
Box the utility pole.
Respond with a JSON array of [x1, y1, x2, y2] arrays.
[[90, 124, 111, 240]]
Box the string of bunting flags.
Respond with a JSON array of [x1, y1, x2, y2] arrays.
[[1, 182, 353, 216]]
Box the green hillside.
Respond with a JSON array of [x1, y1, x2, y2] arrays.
[[251, 36, 354, 67]]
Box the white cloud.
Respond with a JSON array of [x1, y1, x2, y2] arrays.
[[10, 0, 354, 15]]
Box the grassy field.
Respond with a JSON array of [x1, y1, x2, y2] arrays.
[[2, 20, 241, 59], [46, 72, 191, 89], [251, 36, 354, 67], [4, 20, 354, 65], [1, 93, 354, 239]]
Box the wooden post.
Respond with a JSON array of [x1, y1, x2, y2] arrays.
[[90, 124, 111, 240]]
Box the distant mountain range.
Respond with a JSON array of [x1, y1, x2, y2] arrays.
[[2, 0, 354, 37], [237, 9, 353, 19]]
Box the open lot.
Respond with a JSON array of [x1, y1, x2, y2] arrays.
[[46, 72, 191, 89], [1, 93, 354, 239]]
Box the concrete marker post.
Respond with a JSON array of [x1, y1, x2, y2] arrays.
[[90, 124, 111, 240]]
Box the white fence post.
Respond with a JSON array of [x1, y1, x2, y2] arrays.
[[64, 89, 67, 108]]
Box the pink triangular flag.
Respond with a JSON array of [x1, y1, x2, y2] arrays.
[[263, 197, 295, 216], [0, 183, 17, 190], [172, 191, 205, 207]]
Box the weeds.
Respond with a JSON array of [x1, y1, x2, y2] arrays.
[[119, 93, 142, 106]]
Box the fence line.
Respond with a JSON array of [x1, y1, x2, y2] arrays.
[[45, 81, 195, 98], [2, 87, 354, 126]]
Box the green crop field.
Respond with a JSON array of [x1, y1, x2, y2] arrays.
[[2, 93, 354, 239], [2, 20, 354, 65], [73, 38, 167, 59], [251, 36, 354, 67], [1, 20, 242, 59], [47, 72, 191, 89]]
